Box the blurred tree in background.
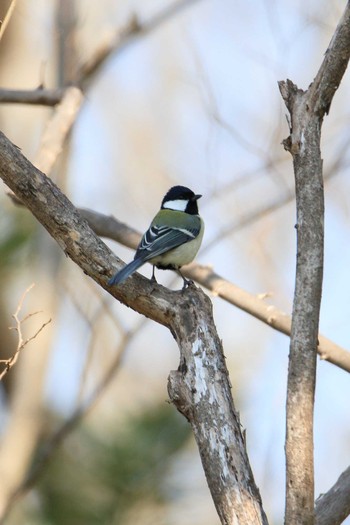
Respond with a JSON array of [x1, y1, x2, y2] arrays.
[[30, 404, 190, 525], [0, 1, 350, 524]]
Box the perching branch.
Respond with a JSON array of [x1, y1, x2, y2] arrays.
[[78, 208, 350, 374], [279, 3, 350, 524], [0, 131, 268, 524]]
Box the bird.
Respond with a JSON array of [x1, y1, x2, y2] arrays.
[[108, 185, 204, 289]]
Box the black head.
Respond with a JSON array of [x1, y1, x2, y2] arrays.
[[161, 185, 202, 215]]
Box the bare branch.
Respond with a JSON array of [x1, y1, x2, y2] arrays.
[[0, 90, 80, 524], [56, 0, 79, 85], [279, 3, 350, 524], [4, 319, 144, 518], [4, 86, 81, 205], [7, 198, 350, 374], [0, 0, 17, 42], [78, 208, 350, 375], [0, 130, 268, 525], [0, 284, 51, 381], [33, 86, 83, 174], [167, 290, 268, 525], [80, 208, 141, 249], [315, 466, 350, 525], [204, 138, 350, 254], [0, 1, 202, 108], [7, 197, 350, 376], [0, 87, 66, 106], [78, 0, 202, 82]]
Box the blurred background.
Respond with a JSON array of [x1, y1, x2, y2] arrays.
[[0, 0, 350, 524]]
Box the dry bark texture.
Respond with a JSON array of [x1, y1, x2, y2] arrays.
[[279, 3, 350, 524], [79, 208, 350, 374], [0, 131, 267, 525], [315, 466, 350, 525]]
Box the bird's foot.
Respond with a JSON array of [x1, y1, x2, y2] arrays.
[[181, 278, 194, 290], [176, 268, 194, 290], [151, 266, 158, 283]]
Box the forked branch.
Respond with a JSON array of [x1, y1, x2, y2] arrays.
[[0, 131, 267, 525], [279, 2, 350, 524], [0, 284, 51, 381]]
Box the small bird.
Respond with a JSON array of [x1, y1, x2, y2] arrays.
[[108, 185, 204, 288]]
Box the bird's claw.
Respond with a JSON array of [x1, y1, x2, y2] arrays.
[[182, 278, 194, 290]]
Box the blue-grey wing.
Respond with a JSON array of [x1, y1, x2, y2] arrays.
[[134, 225, 198, 262]]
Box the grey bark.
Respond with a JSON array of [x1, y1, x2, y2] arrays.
[[78, 207, 350, 374], [0, 131, 267, 524], [315, 466, 350, 525], [279, 3, 350, 524]]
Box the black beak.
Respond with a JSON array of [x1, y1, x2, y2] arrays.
[[193, 194, 202, 201]]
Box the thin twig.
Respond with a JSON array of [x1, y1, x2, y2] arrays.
[[0, 284, 52, 381], [78, 0, 202, 82], [204, 133, 350, 255], [60, 271, 127, 402], [8, 318, 146, 507]]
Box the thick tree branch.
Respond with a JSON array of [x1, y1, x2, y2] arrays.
[[279, 3, 350, 524], [78, 208, 350, 374], [0, 131, 268, 525], [167, 290, 267, 525], [8, 198, 350, 374]]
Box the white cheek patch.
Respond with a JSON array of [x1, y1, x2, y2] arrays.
[[163, 199, 188, 211]]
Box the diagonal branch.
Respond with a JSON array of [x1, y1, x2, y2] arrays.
[[0, 0, 202, 107], [33, 86, 83, 174], [279, 3, 350, 524], [0, 0, 17, 42], [78, 0, 202, 82], [0, 131, 268, 525], [78, 208, 350, 374], [315, 466, 350, 525], [8, 197, 350, 374]]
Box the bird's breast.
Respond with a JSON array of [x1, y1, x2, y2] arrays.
[[150, 222, 204, 268]]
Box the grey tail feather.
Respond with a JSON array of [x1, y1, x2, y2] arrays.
[[108, 258, 145, 286]]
